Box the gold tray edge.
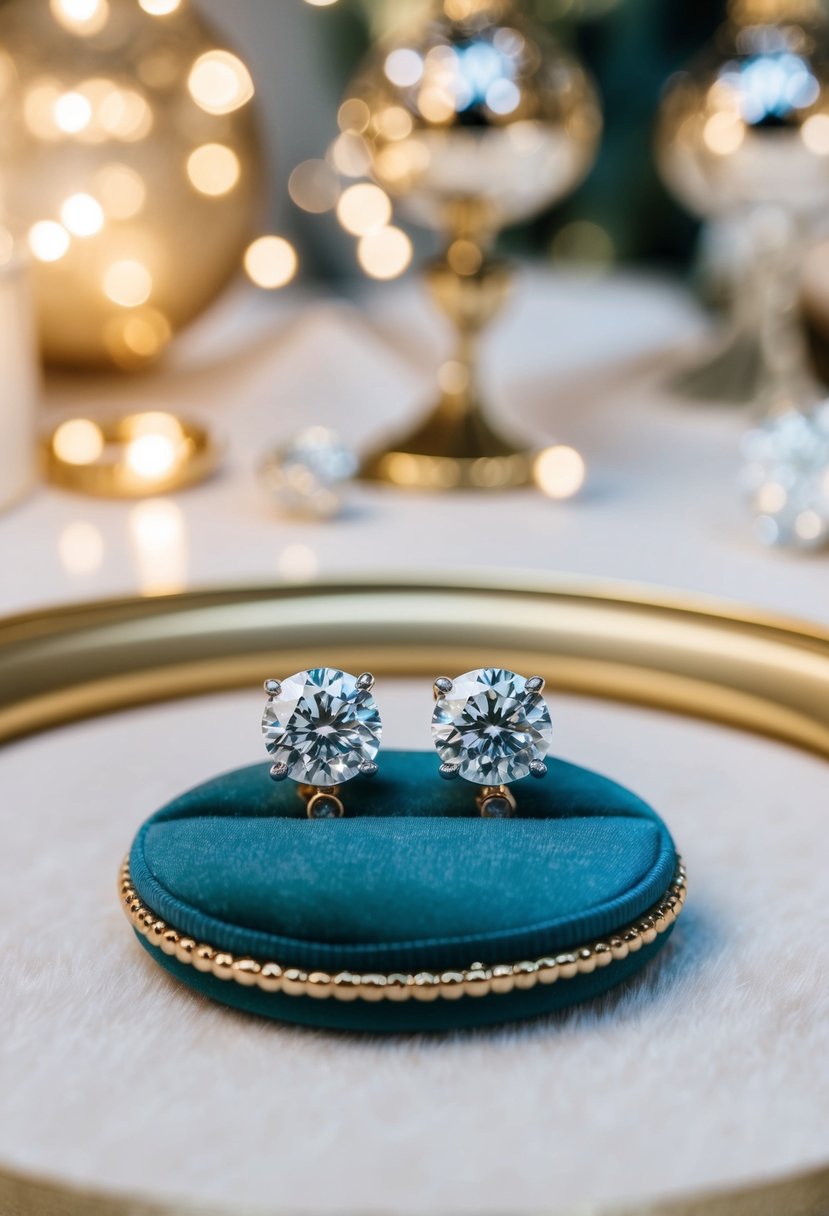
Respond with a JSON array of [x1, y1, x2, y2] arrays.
[[1, 573, 827, 1215]]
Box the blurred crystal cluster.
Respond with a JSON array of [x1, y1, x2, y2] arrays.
[[346, 0, 601, 237], [259, 428, 358, 520], [742, 405, 829, 549]]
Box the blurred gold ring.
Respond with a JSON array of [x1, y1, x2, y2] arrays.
[[41, 411, 220, 499]]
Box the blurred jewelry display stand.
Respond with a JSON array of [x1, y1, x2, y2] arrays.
[[348, 0, 601, 490], [657, 0, 829, 410], [0, 235, 37, 513], [681, 208, 821, 412]]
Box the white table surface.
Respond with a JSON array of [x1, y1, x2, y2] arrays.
[[2, 270, 828, 1216], [2, 266, 826, 624]]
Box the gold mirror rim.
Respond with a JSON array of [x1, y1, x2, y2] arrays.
[[1, 573, 827, 1216]]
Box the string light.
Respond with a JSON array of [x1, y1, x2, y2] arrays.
[[244, 236, 298, 289]]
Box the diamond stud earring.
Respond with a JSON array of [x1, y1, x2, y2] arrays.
[[431, 668, 552, 817], [262, 668, 382, 818]]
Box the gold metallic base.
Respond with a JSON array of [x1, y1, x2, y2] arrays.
[[119, 857, 687, 1002], [477, 785, 517, 817], [359, 400, 535, 490], [298, 783, 344, 819]]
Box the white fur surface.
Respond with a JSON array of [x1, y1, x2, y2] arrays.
[[1, 686, 828, 1214]]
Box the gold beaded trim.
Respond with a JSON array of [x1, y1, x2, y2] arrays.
[[119, 857, 686, 1002]]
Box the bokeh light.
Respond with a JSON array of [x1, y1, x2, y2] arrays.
[[28, 220, 70, 262], [336, 182, 392, 236], [288, 159, 340, 213], [60, 192, 104, 236], [107, 310, 171, 362], [802, 112, 829, 155], [188, 50, 254, 115], [50, 0, 109, 36], [52, 419, 104, 465], [186, 143, 240, 196], [356, 225, 413, 279], [58, 521, 105, 577], [54, 91, 92, 134], [103, 259, 153, 307], [126, 434, 179, 480], [138, 0, 181, 14], [244, 236, 298, 289], [129, 499, 187, 595], [277, 543, 320, 581], [94, 163, 146, 218], [328, 132, 371, 177], [337, 98, 370, 134], [384, 49, 424, 89], [533, 445, 586, 499]]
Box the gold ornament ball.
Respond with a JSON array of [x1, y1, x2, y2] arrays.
[[656, 0, 829, 222], [0, 0, 263, 369], [342, 0, 602, 239]]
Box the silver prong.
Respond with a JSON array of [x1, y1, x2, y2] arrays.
[[264, 678, 281, 698], [269, 762, 289, 782], [439, 762, 460, 780], [526, 676, 545, 694], [433, 677, 453, 700], [529, 759, 547, 779], [356, 672, 375, 692], [359, 760, 379, 778]]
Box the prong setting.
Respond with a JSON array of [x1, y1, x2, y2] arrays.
[[439, 762, 460, 780], [262, 668, 382, 793], [433, 677, 453, 699], [431, 668, 552, 787], [529, 759, 548, 779]]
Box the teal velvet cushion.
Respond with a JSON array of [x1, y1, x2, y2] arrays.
[[126, 750, 681, 1032]]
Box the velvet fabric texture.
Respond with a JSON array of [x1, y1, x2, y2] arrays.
[[128, 751, 678, 1032]]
